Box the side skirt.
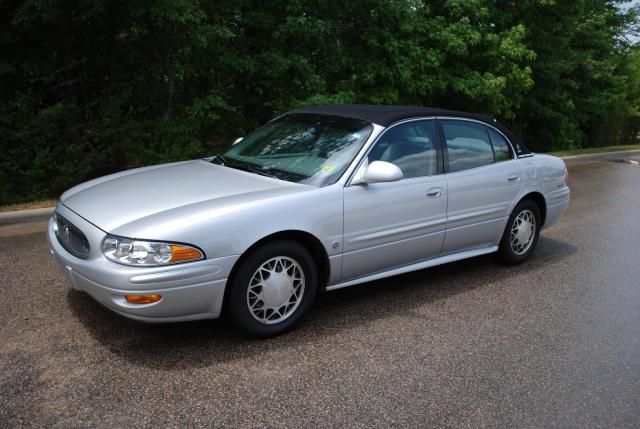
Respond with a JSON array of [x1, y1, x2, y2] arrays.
[[326, 246, 498, 291]]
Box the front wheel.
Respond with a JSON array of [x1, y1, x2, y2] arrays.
[[498, 200, 541, 264], [227, 240, 318, 338]]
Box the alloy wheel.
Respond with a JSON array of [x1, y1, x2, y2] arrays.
[[246, 256, 305, 324], [510, 209, 536, 255]]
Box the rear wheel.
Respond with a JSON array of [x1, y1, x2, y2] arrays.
[[498, 200, 541, 264], [228, 240, 318, 338]]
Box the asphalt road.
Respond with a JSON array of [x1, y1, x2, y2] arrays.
[[1, 152, 639, 428]]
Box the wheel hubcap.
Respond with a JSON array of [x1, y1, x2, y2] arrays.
[[247, 256, 305, 325], [510, 209, 536, 255]]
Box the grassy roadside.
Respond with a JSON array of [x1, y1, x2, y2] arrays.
[[0, 199, 57, 213], [548, 144, 640, 157], [2, 144, 639, 213]]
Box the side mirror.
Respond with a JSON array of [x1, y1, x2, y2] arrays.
[[354, 161, 403, 185], [232, 137, 244, 146]]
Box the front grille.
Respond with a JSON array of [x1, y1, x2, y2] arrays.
[[54, 214, 90, 259]]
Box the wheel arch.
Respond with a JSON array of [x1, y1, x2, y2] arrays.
[[518, 191, 547, 227], [223, 230, 331, 311]]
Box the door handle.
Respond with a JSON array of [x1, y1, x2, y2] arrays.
[[507, 175, 520, 182], [426, 188, 442, 198]]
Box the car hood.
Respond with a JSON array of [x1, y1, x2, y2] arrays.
[[61, 160, 310, 233]]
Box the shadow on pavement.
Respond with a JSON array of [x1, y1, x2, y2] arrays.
[[66, 236, 577, 370]]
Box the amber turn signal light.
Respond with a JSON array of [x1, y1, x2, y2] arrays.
[[125, 294, 162, 304], [170, 245, 203, 263]]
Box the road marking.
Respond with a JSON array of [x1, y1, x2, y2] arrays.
[[611, 159, 640, 165]]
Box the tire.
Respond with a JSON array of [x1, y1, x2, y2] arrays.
[[227, 240, 318, 338], [498, 199, 541, 265]]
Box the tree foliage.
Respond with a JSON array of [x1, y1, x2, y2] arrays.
[[0, 0, 638, 204]]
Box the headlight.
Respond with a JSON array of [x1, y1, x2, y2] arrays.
[[102, 235, 204, 266]]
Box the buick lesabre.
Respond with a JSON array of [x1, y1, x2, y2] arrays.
[[48, 105, 570, 337]]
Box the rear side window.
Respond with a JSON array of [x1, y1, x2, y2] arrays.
[[441, 120, 494, 173], [488, 128, 514, 162]]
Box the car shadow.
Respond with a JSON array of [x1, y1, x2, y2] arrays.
[[66, 236, 577, 370]]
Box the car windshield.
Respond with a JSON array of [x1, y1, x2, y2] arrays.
[[220, 114, 373, 187]]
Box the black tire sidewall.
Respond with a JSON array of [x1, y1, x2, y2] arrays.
[[499, 200, 541, 264], [228, 240, 318, 338]]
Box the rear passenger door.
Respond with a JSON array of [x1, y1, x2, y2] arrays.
[[439, 119, 523, 253]]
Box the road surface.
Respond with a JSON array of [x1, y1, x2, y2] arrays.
[[1, 152, 639, 428]]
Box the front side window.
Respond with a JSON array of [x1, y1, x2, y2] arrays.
[[441, 120, 495, 173], [488, 127, 514, 162], [367, 120, 438, 179], [222, 114, 373, 187]]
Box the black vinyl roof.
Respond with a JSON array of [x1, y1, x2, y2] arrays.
[[287, 104, 531, 156]]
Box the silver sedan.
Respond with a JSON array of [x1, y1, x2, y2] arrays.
[[48, 105, 570, 337]]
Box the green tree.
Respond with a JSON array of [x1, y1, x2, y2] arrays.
[[497, 0, 638, 150], [0, 0, 638, 205]]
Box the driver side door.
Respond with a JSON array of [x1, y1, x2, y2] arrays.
[[341, 119, 448, 281]]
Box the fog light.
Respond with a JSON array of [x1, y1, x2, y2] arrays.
[[125, 294, 161, 304]]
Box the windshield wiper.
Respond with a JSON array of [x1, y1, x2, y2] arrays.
[[238, 164, 281, 179], [211, 154, 283, 180], [212, 154, 228, 165], [222, 160, 280, 179]]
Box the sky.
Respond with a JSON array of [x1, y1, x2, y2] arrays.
[[620, 0, 640, 43]]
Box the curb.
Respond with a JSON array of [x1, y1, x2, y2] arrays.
[[560, 149, 640, 160], [0, 206, 55, 227]]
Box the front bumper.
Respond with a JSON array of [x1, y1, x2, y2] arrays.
[[47, 204, 238, 322]]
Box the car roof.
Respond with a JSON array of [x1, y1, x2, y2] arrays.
[[288, 104, 494, 127], [286, 104, 532, 156]]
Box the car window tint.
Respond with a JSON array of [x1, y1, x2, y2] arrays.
[[488, 128, 513, 162], [224, 114, 372, 187], [441, 120, 495, 173], [368, 120, 437, 178]]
